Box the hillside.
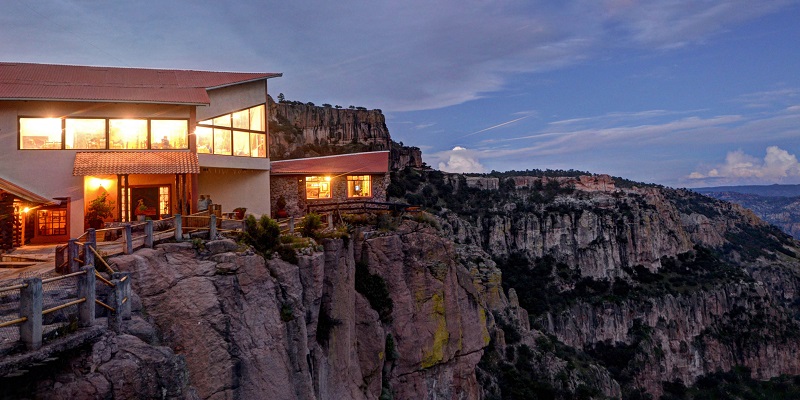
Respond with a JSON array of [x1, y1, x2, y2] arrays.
[[695, 188, 800, 239]]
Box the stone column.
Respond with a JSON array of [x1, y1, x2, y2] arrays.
[[20, 278, 43, 350]]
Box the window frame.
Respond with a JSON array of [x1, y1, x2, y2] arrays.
[[18, 116, 189, 150], [305, 176, 332, 200], [346, 175, 373, 198], [195, 104, 267, 158]]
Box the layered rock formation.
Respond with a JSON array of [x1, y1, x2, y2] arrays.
[[268, 99, 422, 170]]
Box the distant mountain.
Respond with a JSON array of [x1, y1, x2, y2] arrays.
[[693, 184, 800, 197], [693, 186, 800, 239]]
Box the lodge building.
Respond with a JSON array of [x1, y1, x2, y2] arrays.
[[0, 62, 281, 247]]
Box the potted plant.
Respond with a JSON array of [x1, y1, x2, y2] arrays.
[[275, 195, 288, 218], [233, 207, 247, 220], [135, 199, 148, 221], [85, 192, 115, 230]]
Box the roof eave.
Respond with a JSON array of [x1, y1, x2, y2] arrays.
[[0, 98, 209, 106], [205, 73, 283, 91]]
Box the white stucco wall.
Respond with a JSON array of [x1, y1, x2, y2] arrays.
[[198, 169, 270, 217], [0, 101, 191, 238]]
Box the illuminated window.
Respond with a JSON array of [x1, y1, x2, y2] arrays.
[[109, 119, 147, 149], [20, 118, 62, 149], [250, 133, 266, 157], [233, 130, 250, 156], [347, 175, 372, 198], [66, 119, 106, 149], [159, 186, 170, 216], [213, 128, 232, 155], [151, 120, 188, 149], [306, 176, 331, 199], [196, 104, 267, 157], [37, 209, 67, 236], [196, 126, 213, 154]]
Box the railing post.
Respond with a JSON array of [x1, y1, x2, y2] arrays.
[[78, 266, 95, 327], [112, 272, 131, 321], [328, 212, 334, 229], [289, 217, 295, 234], [88, 228, 97, 247], [20, 278, 43, 351], [108, 277, 123, 333], [145, 220, 154, 248], [68, 239, 79, 273], [84, 242, 95, 268], [175, 214, 182, 241], [124, 224, 133, 255], [209, 214, 217, 239]]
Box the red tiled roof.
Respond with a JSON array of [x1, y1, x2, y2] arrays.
[[0, 176, 55, 204], [0, 62, 281, 105], [270, 151, 390, 175], [73, 151, 200, 175]]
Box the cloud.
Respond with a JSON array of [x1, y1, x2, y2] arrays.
[[434, 146, 487, 173], [1, 1, 794, 112], [688, 146, 800, 181]]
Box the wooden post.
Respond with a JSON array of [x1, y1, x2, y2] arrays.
[[209, 214, 217, 239], [289, 217, 294, 234], [84, 242, 95, 268], [174, 214, 182, 241], [108, 277, 123, 333], [112, 272, 131, 320], [145, 220, 154, 248], [124, 224, 133, 255], [68, 239, 79, 273], [20, 278, 43, 350], [78, 266, 95, 327]]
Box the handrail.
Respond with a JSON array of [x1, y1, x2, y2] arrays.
[[95, 299, 115, 312], [42, 298, 86, 315], [95, 272, 115, 288], [0, 316, 27, 329], [87, 245, 116, 274], [0, 283, 29, 294], [42, 270, 86, 284]]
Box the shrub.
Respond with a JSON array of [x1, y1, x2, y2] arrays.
[[301, 213, 323, 238], [242, 215, 281, 254]]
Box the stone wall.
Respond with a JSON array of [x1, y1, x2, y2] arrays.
[[271, 173, 388, 218]]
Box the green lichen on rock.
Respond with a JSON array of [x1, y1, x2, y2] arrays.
[[421, 292, 449, 368]]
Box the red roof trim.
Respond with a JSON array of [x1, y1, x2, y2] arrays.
[[270, 151, 390, 175]]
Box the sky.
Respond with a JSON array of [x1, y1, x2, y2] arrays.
[[2, 0, 800, 188]]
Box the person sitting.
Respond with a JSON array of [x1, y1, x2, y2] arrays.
[[198, 195, 208, 211], [160, 136, 171, 149]]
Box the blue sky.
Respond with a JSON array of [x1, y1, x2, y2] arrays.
[[2, 0, 799, 187]]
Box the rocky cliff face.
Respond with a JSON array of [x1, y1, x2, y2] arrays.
[[394, 168, 800, 397], [269, 98, 422, 170]]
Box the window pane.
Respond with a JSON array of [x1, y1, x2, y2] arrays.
[[66, 119, 105, 149], [250, 133, 266, 157], [232, 109, 249, 129], [213, 115, 231, 127], [151, 120, 188, 149], [347, 175, 372, 198], [213, 128, 232, 155], [233, 130, 250, 156], [37, 209, 67, 235], [20, 118, 61, 149], [109, 119, 147, 149], [196, 126, 213, 154], [250, 105, 265, 131], [306, 176, 331, 199]]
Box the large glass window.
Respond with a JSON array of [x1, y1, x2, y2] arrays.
[[20, 117, 188, 150], [151, 120, 188, 149], [109, 119, 147, 149], [306, 176, 331, 199], [213, 128, 232, 155], [347, 175, 372, 198], [196, 126, 213, 154], [196, 104, 267, 158], [20, 118, 62, 149], [66, 118, 106, 149], [37, 209, 67, 236]]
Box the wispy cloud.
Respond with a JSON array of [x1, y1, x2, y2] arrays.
[[462, 115, 532, 138]]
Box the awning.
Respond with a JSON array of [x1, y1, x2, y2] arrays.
[[0, 177, 56, 204], [73, 151, 200, 176]]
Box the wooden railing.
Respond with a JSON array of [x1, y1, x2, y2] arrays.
[[0, 267, 130, 351]]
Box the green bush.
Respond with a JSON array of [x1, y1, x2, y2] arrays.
[[242, 215, 281, 254], [302, 212, 323, 238]]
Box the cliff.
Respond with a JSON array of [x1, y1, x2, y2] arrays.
[[393, 168, 800, 397], [268, 98, 422, 170]]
